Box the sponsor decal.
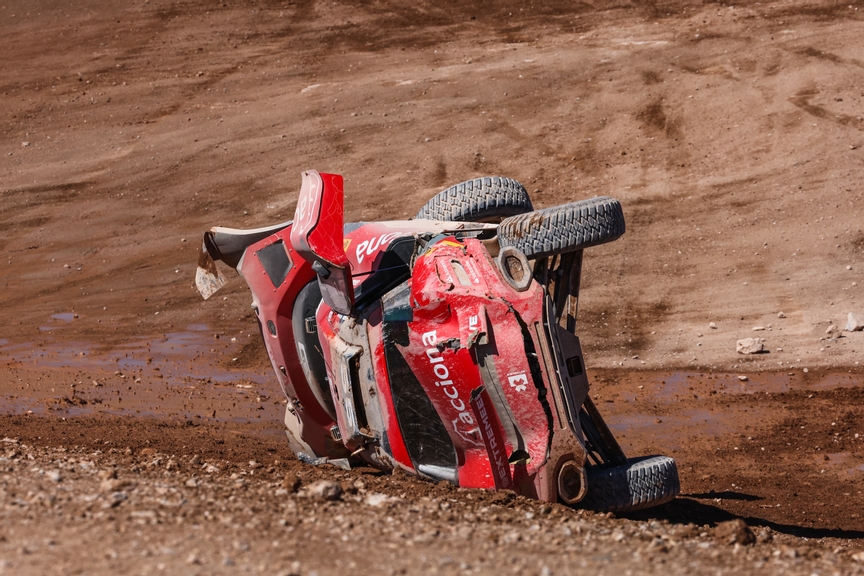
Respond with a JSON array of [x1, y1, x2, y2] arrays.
[[294, 177, 319, 236], [507, 372, 529, 393], [355, 233, 403, 264], [463, 257, 482, 284], [470, 386, 514, 490], [421, 330, 481, 448]]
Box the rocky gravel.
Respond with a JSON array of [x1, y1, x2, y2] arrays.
[[2, 436, 864, 575]]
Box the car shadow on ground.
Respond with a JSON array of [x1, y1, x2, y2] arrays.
[[623, 496, 864, 540]]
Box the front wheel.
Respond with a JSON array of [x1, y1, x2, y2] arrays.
[[414, 176, 533, 223], [497, 196, 625, 259], [580, 455, 680, 513]]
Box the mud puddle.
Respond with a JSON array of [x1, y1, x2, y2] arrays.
[[605, 370, 864, 403], [591, 368, 864, 457], [0, 325, 284, 424]]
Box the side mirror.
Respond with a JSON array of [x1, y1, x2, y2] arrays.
[[290, 170, 354, 315]]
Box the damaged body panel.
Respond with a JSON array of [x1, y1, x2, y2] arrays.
[[196, 170, 679, 512]]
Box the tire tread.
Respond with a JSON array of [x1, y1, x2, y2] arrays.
[[497, 196, 625, 259], [414, 177, 533, 222], [581, 455, 680, 513]]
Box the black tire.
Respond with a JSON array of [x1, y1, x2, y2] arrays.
[[497, 196, 625, 259], [581, 455, 680, 513], [291, 281, 336, 421], [414, 176, 533, 223]]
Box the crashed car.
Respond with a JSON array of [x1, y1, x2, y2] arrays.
[[196, 171, 679, 511]]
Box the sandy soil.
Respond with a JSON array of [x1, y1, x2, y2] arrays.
[[2, 0, 864, 573]]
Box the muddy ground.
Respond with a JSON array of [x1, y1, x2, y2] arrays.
[[2, 0, 864, 573]]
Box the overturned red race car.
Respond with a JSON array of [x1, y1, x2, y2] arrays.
[[196, 171, 679, 512]]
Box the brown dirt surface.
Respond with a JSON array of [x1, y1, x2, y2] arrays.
[[3, 0, 864, 573]]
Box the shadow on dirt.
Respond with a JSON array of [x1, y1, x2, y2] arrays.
[[686, 490, 763, 501], [626, 497, 864, 540]]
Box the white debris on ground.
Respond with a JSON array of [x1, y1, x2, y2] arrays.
[[846, 312, 864, 332], [737, 338, 766, 354]]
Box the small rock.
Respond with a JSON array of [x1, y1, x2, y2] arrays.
[[282, 473, 301, 493], [305, 479, 343, 501], [185, 478, 199, 488], [752, 326, 766, 331], [738, 375, 749, 382], [778, 545, 799, 558], [98, 468, 117, 481], [851, 550, 864, 562], [826, 324, 838, 335], [777, 312, 786, 318], [107, 491, 128, 508], [101, 478, 134, 492], [846, 312, 864, 332], [364, 493, 391, 507], [714, 519, 756, 545], [21, 141, 30, 147], [140, 448, 157, 457], [709, 322, 717, 329], [737, 338, 765, 354], [364, 492, 402, 507], [47, 470, 62, 482]]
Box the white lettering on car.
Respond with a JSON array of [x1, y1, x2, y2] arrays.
[[421, 330, 476, 433], [294, 177, 319, 236], [463, 257, 482, 284], [474, 392, 511, 486], [355, 232, 402, 264], [508, 372, 529, 393]]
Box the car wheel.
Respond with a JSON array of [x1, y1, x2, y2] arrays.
[[581, 455, 680, 513], [414, 176, 532, 223], [497, 196, 625, 259]]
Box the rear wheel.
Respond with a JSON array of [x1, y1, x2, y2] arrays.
[[497, 196, 625, 259], [581, 455, 680, 513], [414, 176, 532, 223]]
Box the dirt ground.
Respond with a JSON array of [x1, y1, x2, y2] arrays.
[[2, 0, 864, 573]]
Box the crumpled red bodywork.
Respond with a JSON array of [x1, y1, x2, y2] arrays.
[[197, 170, 601, 503]]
